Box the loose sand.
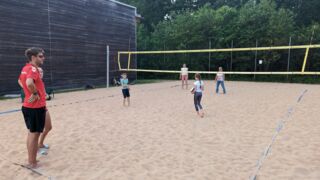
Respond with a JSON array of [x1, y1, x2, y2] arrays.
[[0, 81, 319, 180]]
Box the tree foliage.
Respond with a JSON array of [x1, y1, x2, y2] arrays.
[[120, 0, 320, 79]]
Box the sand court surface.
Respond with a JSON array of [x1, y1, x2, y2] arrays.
[[0, 81, 319, 180]]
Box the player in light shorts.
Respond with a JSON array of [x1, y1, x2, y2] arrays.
[[180, 64, 188, 89]]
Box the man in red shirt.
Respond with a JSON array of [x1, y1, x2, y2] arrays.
[[19, 47, 47, 168]]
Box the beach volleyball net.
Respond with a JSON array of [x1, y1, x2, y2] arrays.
[[118, 44, 320, 77]]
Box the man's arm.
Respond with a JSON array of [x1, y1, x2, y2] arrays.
[[26, 78, 37, 93], [26, 78, 39, 103]]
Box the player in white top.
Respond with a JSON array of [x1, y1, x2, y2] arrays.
[[180, 64, 188, 89], [193, 73, 204, 118], [215, 67, 226, 94]]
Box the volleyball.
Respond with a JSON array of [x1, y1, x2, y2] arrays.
[[190, 87, 195, 94]]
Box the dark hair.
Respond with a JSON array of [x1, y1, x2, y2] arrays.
[[25, 47, 44, 61], [195, 73, 201, 80], [195, 73, 202, 86]]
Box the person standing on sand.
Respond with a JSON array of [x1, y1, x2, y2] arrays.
[[18, 67, 52, 155], [215, 67, 226, 94], [19, 47, 47, 168], [37, 67, 52, 153], [180, 64, 188, 89], [120, 73, 130, 106]]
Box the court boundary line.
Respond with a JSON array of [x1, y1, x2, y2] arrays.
[[0, 155, 54, 180], [249, 89, 308, 180]]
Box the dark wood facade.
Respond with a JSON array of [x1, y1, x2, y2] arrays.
[[0, 0, 136, 95]]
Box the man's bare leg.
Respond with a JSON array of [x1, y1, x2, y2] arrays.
[[127, 97, 130, 106], [39, 111, 52, 148], [27, 133, 32, 164], [27, 132, 40, 168]]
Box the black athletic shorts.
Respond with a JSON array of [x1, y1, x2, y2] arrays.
[[122, 88, 130, 98], [22, 106, 46, 133]]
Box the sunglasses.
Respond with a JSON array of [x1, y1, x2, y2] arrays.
[[37, 55, 45, 58]]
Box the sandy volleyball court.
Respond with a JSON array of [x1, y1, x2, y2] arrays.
[[0, 81, 319, 180]]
